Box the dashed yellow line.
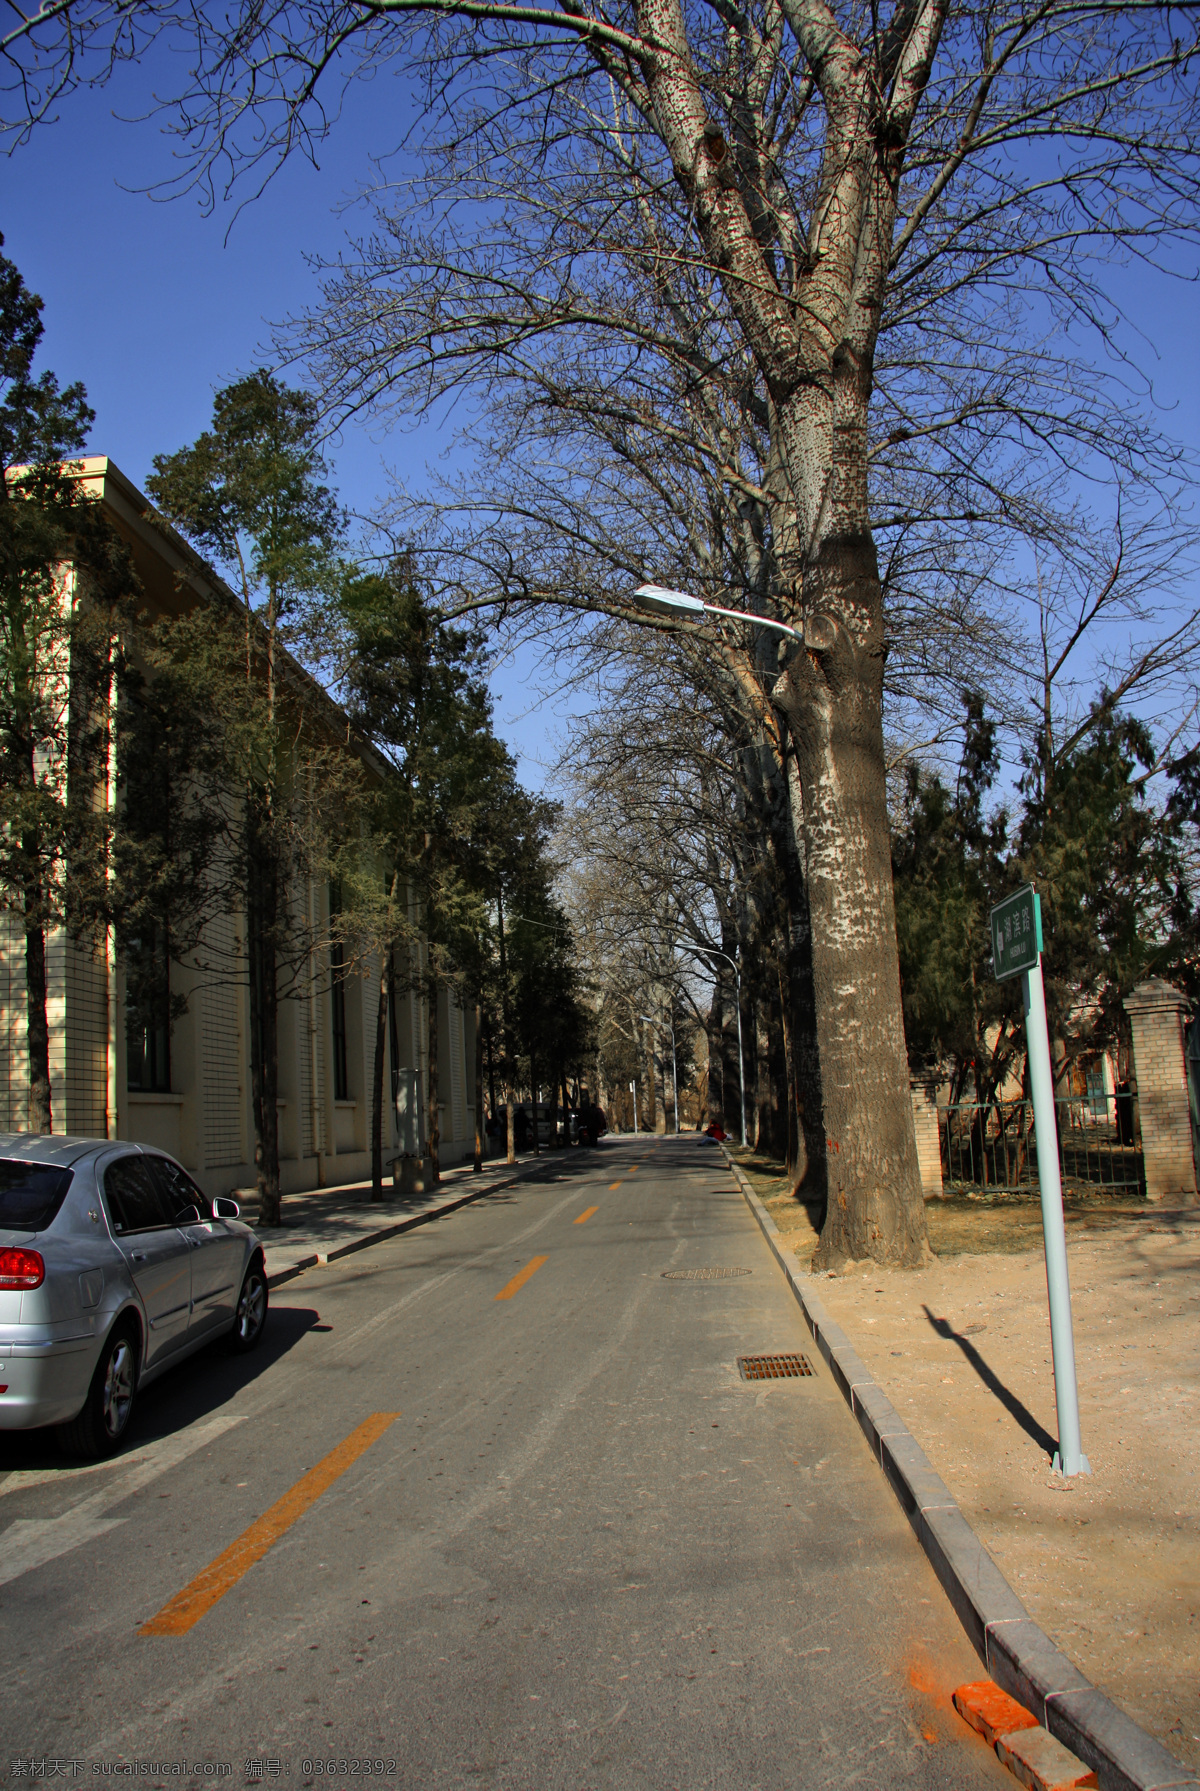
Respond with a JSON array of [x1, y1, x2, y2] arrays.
[[495, 1255, 549, 1300], [608, 1181, 623, 1191], [575, 1206, 599, 1225], [139, 1413, 398, 1637]]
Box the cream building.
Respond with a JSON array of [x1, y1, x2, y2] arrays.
[[0, 457, 476, 1195]]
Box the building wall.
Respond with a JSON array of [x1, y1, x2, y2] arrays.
[[0, 896, 474, 1194], [0, 456, 474, 1194]]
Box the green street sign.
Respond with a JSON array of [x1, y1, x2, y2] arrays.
[[991, 885, 1042, 982]]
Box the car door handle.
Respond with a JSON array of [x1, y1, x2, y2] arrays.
[[131, 1251, 147, 1263]]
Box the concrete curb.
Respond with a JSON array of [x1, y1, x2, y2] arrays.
[[721, 1146, 1198, 1791], [261, 1158, 552, 1291]]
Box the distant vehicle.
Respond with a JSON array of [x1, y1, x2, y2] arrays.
[[0, 1135, 268, 1459], [515, 1103, 561, 1147]]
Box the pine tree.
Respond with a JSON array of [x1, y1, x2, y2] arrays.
[[147, 374, 347, 1223]]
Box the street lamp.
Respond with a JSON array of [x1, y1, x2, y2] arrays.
[[640, 1012, 679, 1134], [675, 939, 747, 1149], [633, 583, 801, 642]]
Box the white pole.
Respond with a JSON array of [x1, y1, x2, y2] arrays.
[[670, 1016, 679, 1133], [1023, 958, 1091, 1477], [630, 1079, 638, 1136]]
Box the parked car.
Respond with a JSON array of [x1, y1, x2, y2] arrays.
[[0, 1135, 268, 1459]]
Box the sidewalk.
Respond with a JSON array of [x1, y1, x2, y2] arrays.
[[740, 1156, 1200, 1773], [242, 1150, 560, 1286]]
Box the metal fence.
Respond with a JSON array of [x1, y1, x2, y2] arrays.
[[938, 1092, 1143, 1195]]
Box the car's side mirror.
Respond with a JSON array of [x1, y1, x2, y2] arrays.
[[175, 1204, 202, 1226], [213, 1196, 241, 1220]]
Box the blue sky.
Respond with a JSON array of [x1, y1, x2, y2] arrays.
[[6, 61, 1200, 791]]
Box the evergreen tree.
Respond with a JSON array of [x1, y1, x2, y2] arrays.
[[892, 694, 1014, 1096], [894, 692, 1197, 1099], [147, 374, 347, 1223], [1017, 704, 1193, 1054], [336, 563, 514, 1190]]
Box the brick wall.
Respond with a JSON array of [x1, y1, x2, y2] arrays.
[[910, 1080, 943, 1198], [1123, 980, 1197, 1201]]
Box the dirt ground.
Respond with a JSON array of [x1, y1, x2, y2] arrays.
[[733, 1150, 1200, 1770]]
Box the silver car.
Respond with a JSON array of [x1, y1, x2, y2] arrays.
[[0, 1135, 268, 1458]]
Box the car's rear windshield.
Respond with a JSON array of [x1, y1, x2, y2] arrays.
[[0, 1160, 74, 1231]]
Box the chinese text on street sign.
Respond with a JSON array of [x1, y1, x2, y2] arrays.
[[990, 885, 1042, 982]]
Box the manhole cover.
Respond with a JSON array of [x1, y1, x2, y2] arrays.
[[661, 1267, 752, 1281], [737, 1353, 813, 1380]]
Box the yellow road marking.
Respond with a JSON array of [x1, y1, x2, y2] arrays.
[[608, 1181, 622, 1191], [495, 1255, 548, 1300], [139, 1412, 398, 1637], [628, 1164, 639, 1172], [575, 1206, 599, 1225]]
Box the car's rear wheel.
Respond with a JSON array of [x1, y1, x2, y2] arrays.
[[58, 1320, 138, 1459], [229, 1257, 268, 1353]]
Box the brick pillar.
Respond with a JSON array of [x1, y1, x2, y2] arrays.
[[1123, 979, 1197, 1202], [910, 1079, 943, 1198]]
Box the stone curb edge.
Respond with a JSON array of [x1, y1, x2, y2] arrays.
[[719, 1145, 1198, 1791], [262, 1158, 549, 1290]]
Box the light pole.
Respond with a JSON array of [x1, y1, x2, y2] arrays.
[[640, 1011, 679, 1134], [633, 583, 802, 641], [676, 939, 747, 1149]]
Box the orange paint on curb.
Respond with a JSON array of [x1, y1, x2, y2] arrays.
[[139, 1413, 398, 1637], [495, 1255, 548, 1300], [575, 1207, 599, 1225]]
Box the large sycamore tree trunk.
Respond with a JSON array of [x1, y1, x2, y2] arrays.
[[631, 0, 937, 1264], [773, 548, 926, 1264]]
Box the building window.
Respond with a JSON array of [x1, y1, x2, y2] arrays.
[[329, 884, 348, 1101], [126, 923, 171, 1093]]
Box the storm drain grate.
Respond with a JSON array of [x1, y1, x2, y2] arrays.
[[661, 1267, 752, 1281], [737, 1353, 813, 1381]]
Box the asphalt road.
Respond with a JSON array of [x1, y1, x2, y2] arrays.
[[0, 1135, 1009, 1790]]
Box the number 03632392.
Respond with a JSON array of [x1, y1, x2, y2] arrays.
[[299, 1764, 397, 1777]]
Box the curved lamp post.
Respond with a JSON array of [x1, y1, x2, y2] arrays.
[[676, 939, 747, 1149], [632, 583, 801, 642]]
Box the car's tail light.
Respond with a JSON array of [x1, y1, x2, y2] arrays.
[[0, 1248, 44, 1290]]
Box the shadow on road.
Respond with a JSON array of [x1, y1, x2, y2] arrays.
[[922, 1304, 1058, 1461], [0, 1303, 321, 1477]]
